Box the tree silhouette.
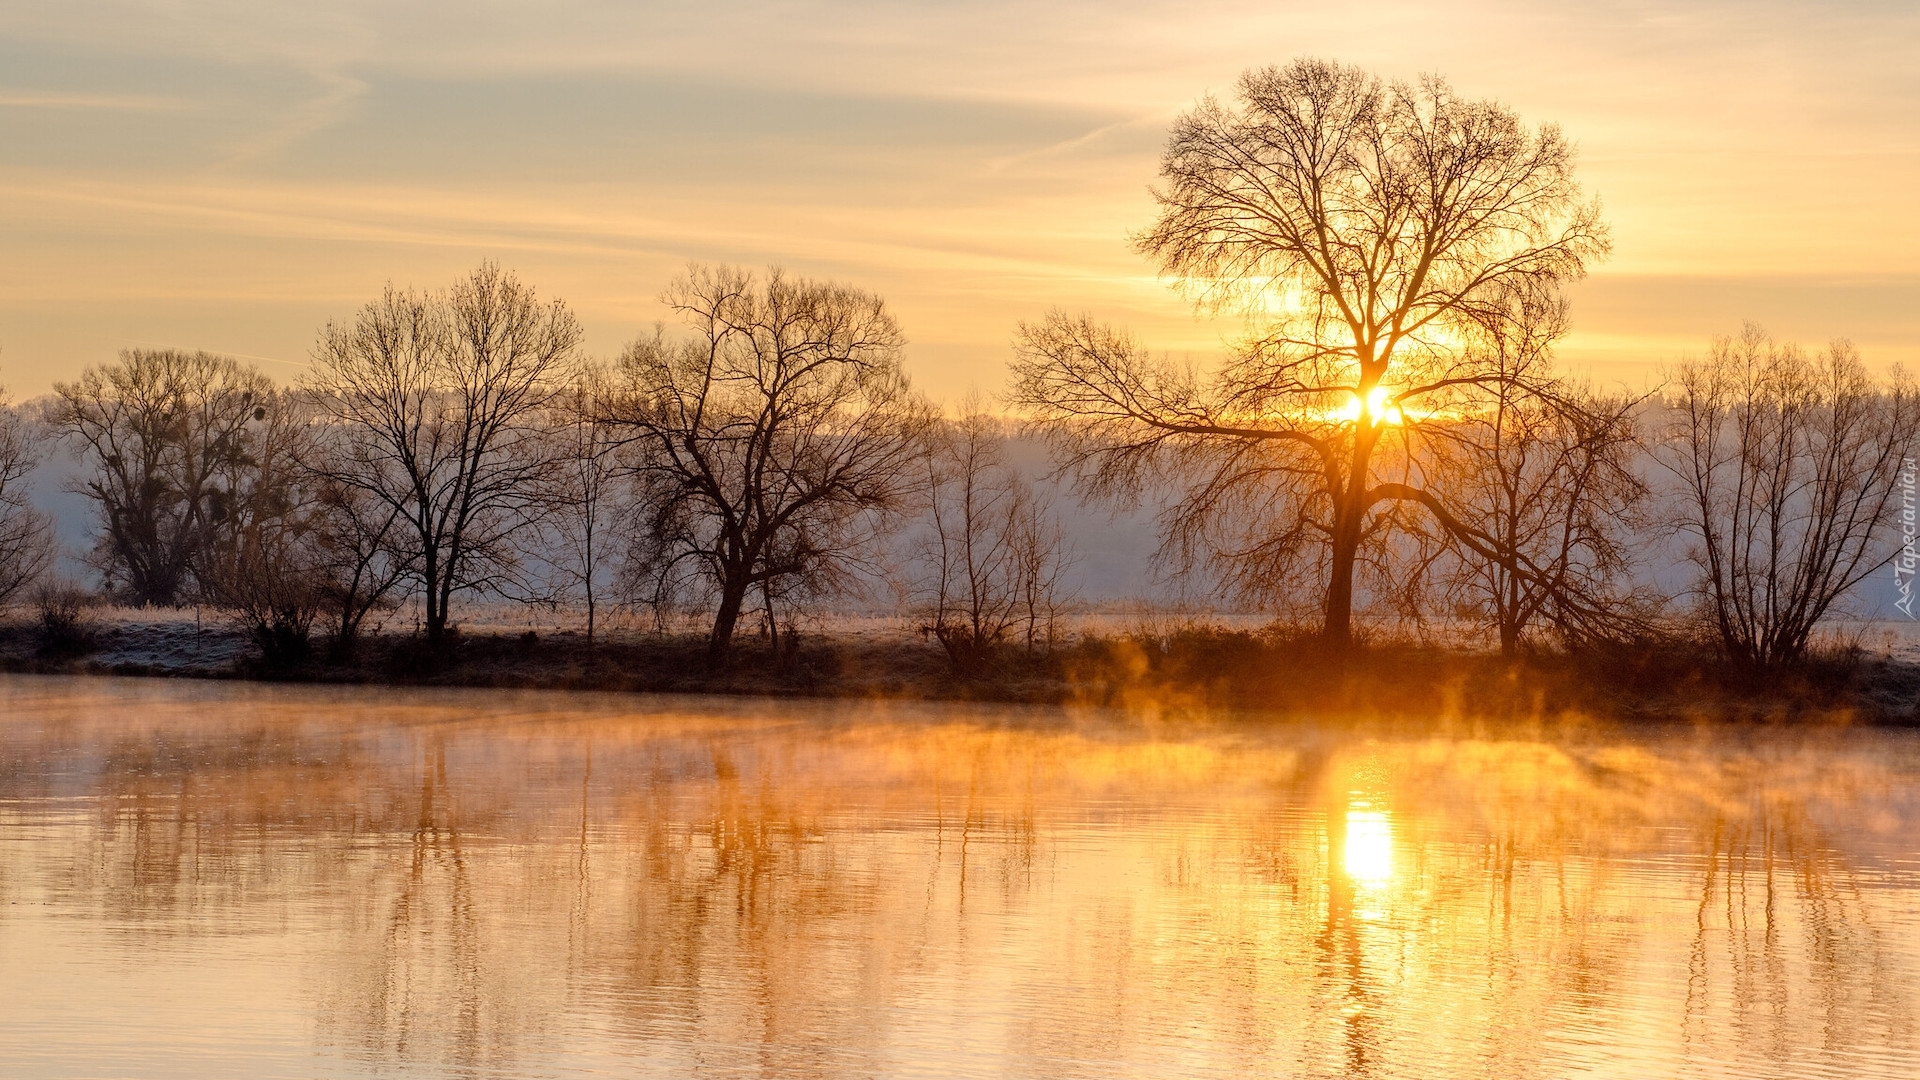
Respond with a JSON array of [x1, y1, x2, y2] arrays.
[[614, 265, 930, 663], [1013, 59, 1606, 646]]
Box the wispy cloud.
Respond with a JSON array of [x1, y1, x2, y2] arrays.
[[215, 69, 367, 167], [0, 91, 190, 110], [0, 0, 1915, 397]]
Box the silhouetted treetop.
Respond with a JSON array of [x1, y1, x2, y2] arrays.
[[1138, 57, 1606, 347]]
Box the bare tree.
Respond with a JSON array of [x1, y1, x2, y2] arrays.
[[307, 263, 582, 647], [1010, 475, 1074, 656], [908, 411, 1075, 674], [1664, 325, 1919, 668], [542, 361, 628, 646], [306, 466, 413, 656], [1012, 59, 1606, 647], [614, 265, 932, 663], [49, 349, 276, 605], [0, 380, 53, 605], [193, 388, 328, 664], [1429, 291, 1648, 654]]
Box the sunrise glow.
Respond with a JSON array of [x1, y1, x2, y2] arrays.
[[1, 6, 1916, 1079], [0, 3, 1913, 399], [1334, 385, 1404, 426]]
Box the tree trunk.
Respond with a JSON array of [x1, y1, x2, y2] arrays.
[[422, 550, 447, 647], [1323, 416, 1382, 651], [708, 577, 749, 664], [330, 607, 360, 661], [1324, 512, 1359, 649], [1499, 572, 1521, 657]]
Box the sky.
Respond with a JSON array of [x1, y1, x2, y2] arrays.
[[1, 0, 1916, 403]]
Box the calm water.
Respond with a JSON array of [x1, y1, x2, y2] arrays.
[[0, 676, 1916, 1079]]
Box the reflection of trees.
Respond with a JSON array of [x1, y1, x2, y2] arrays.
[[1, 682, 1917, 1076], [352, 736, 490, 1070], [1682, 799, 1908, 1071]]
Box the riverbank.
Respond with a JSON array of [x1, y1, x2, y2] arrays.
[[3, 608, 1916, 725]]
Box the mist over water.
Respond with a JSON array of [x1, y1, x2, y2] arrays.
[[0, 675, 1915, 1078]]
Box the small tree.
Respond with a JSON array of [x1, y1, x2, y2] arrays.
[[306, 464, 414, 658], [198, 507, 327, 666], [307, 263, 582, 647], [614, 265, 931, 663], [909, 412, 1074, 674], [1430, 290, 1649, 653], [542, 362, 628, 646], [194, 388, 326, 665], [50, 349, 275, 605], [1665, 325, 1919, 668]]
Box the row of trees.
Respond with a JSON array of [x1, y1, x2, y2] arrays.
[[0, 301, 1903, 673], [0, 264, 1073, 669], [0, 58, 1910, 671]]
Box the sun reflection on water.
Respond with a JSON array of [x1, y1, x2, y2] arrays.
[[1342, 805, 1393, 887]]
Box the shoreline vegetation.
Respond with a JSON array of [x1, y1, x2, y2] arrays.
[[4, 609, 1915, 726]]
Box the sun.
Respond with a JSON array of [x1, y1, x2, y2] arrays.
[[1334, 386, 1404, 426]]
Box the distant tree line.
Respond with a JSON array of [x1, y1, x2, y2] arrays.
[[0, 265, 964, 668], [0, 58, 1912, 674]]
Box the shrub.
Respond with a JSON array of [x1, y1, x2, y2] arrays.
[[32, 580, 97, 658]]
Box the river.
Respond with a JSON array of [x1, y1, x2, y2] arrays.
[[0, 674, 1915, 1078]]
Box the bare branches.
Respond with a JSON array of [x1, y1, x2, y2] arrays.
[[614, 264, 933, 662], [305, 262, 582, 645], [306, 463, 413, 656], [905, 412, 1076, 674], [1013, 58, 1608, 647], [1423, 298, 1651, 653], [48, 349, 276, 606], [1663, 326, 1918, 667], [539, 361, 627, 645], [1135, 60, 1606, 348], [0, 383, 52, 605], [191, 387, 330, 663]]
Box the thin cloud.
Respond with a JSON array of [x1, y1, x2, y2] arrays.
[[216, 69, 369, 167], [0, 92, 191, 111]]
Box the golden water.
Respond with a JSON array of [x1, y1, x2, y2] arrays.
[[0, 674, 1915, 1078]]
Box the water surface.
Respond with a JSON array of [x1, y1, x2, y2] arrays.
[[1, 674, 1916, 1078]]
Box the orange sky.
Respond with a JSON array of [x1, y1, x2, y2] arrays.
[[1, 0, 1915, 402]]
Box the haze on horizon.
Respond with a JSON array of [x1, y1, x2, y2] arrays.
[[1, 0, 1915, 402]]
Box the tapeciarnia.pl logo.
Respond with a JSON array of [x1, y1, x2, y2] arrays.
[[1897, 457, 1918, 619]]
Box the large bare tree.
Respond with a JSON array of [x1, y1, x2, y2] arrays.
[[307, 263, 582, 647], [50, 349, 276, 605], [614, 265, 931, 662], [1665, 325, 1918, 667], [1012, 59, 1606, 646]]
